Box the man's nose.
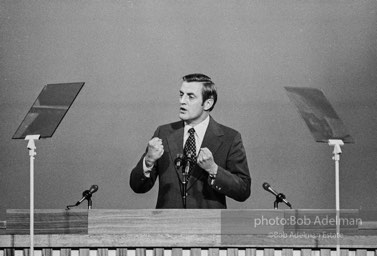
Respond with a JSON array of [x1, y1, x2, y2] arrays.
[[180, 95, 187, 104]]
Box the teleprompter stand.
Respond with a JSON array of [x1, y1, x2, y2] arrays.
[[25, 134, 40, 256], [328, 139, 344, 254], [12, 82, 84, 256], [285, 87, 354, 256]]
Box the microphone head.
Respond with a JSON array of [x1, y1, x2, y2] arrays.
[[186, 151, 197, 164], [175, 154, 183, 166], [262, 182, 279, 196], [89, 185, 98, 194], [186, 151, 194, 158]]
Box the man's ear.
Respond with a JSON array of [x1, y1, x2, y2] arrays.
[[203, 97, 214, 111]]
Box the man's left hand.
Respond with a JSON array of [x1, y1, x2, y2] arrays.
[[197, 147, 218, 176]]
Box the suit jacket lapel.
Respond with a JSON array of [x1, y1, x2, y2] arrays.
[[187, 117, 224, 190], [200, 117, 224, 155]]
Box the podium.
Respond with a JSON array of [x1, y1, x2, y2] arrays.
[[1, 209, 377, 256]]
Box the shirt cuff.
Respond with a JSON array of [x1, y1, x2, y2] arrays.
[[142, 157, 153, 178]]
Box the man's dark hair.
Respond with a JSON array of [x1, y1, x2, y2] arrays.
[[182, 73, 217, 111]]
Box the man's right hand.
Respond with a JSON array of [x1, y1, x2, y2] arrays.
[[145, 137, 164, 167]]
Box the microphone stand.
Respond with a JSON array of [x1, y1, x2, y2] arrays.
[[182, 161, 190, 209], [66, 189, 95, 210], [86, 193, 93, 209], [274, 193, 288, 209], [76, 190, 94, 209], [80, 189, 94, 209]]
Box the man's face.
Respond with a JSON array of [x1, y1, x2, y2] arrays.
[[179, 81, 209, 126]]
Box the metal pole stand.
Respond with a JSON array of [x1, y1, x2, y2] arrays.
[[182, 174, 187, 209], [25, 135, 40, 256], [87, 195, 93, 209], [328, 139, 344, 256], [182, 161, 190, 209], [273, 193, 288, 209]]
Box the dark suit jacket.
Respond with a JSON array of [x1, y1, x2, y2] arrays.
[[130, 117, 251, 208]]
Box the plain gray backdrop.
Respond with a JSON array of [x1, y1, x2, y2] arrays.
[[1, 0, 377, 220]]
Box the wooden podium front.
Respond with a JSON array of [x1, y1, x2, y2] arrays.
[[1, 209, 376, 256]]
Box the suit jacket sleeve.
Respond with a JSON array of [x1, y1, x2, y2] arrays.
[[209, 132, 251, 202], [129, 127, 160, 193]]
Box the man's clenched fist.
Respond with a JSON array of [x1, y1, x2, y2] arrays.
[[145, 137, 164, 167]]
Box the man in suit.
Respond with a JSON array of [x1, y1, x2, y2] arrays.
[[130, 73, 251, 208]]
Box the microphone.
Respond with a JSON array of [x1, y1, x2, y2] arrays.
[[76, 185, 98, 206], [174, 154, 184, 168], [262, 182, 292, 208], [184, 151, 194, 175], [184, 158, 190, 175]]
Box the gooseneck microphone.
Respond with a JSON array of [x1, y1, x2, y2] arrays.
[[174, 154, 184, 169], [263, 182, 292, 209], [184, 152, 193, 175], [174, 152, 194, 175], [175, 152, 194, 209], [66, 185, 99, 210], [76, 185, 98, 206]]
